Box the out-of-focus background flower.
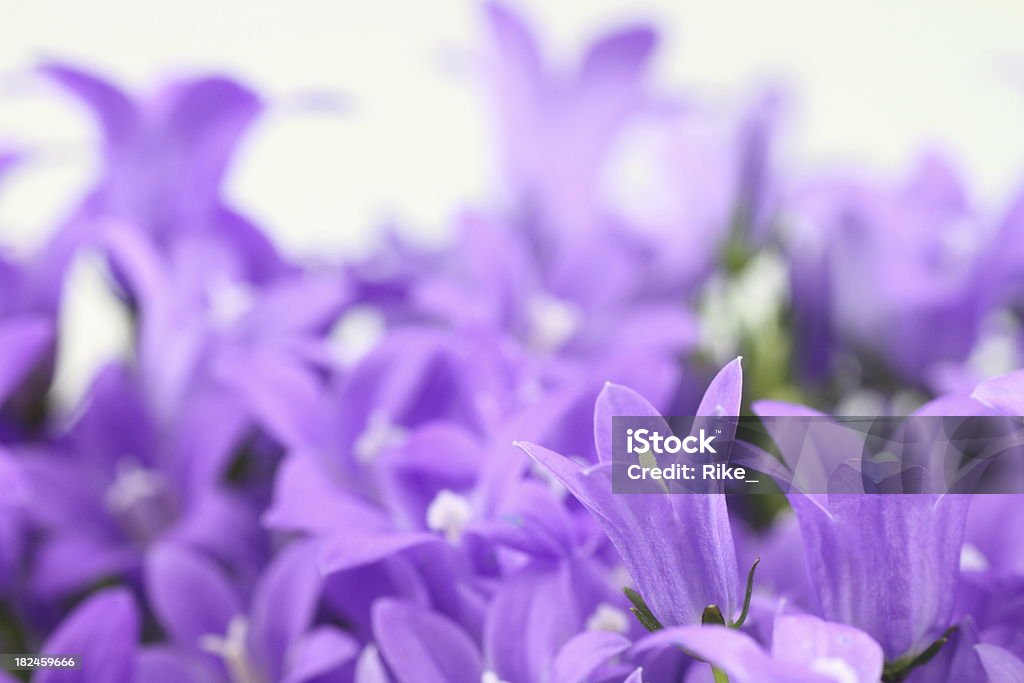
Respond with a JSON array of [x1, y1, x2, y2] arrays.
[[4, 0, 1022, 245], [3, 0, 1023, 406]]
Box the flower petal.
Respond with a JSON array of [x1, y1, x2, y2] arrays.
[[372, 599, 482, 683], [36, 588, 139, 683], [145, 541, 242, 648]]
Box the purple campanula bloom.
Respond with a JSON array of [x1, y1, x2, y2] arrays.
[[517, 359, 744, 628], [949, 371, 1024, 666], [602, 86, 787, 295], [483, 2, 655, 249], [483, 2, 786, 301], [471, 4, 697, 402], [145, 539, 357, 683], [36, 63, 285, 306], [635, 614, 884, 683], [369, 599, 483, 683], [785, 153, 1013, 390], [264, 322, 633, 658], [99, 221, 347, 454], [414, 212, 694, 412], [788, 492, 968, 663], [20, 362, 264, 597], [753, 399, 972, 663], [369, 597, 646, 683]]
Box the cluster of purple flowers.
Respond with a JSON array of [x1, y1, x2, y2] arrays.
[[1, 4, 1023, 682]]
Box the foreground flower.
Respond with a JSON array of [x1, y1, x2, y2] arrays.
[[752, 401, 970, 664], [635, 613, 884, 683], [517, 358, 743, 627]]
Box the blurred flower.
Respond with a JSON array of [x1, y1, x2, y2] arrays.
[[35, 588, 139, 683], [37, 63, 286, 310], [786, 153, 1018, 391], [0, 4, 1020, 682], [483, 2, 655, 250], [0, 449, 29, 592], [145, 540, 356, 683], [19, 363, 263, 597]]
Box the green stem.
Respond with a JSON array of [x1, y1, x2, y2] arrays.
[[731, 557, 760, 628], [712, 665, 731, 683]]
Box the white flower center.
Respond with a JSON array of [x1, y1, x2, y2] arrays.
[[330, 306, 386, 368], [207, 276, 255, 329], [585, 603, 630, 634], [809, 657, 859, 683], [105, 460, 175, 542], [105, 462, 164, 511], [426, 489, 473, 543], [354, 411, 407, 462], [200, 616, 266, 683], [960, 542, 990, 572], [527, 294, 581, 351], [481, 672, 510, 683]]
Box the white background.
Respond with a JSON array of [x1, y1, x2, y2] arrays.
[[0, 0, 1022, 402], [1, 0, 1022, 256]]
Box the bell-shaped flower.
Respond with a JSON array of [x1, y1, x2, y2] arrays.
[[517, 358, 744, 627], [635, 614, 884, 683]]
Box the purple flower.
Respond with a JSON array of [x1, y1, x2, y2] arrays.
[[413, 214, 693, 413], [370, 597, 640, 683], [370, 599, 483, 683], [786, 153, 1010, 389], [754, 399, 971, 662], [20, 363, 263, 596], [37, 63, 285, 307], [100, 222, 347, 451], [517, 358, 744, 627], [145, 540, 357, 683], [636, 614, 884, 683], [483, 2, 655, 247], [35, 588, 140, 683]]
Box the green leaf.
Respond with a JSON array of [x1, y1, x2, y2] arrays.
[[624, 587, 663, 633], [712, 665, 731, 683], [730, 557, 760, 629]]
